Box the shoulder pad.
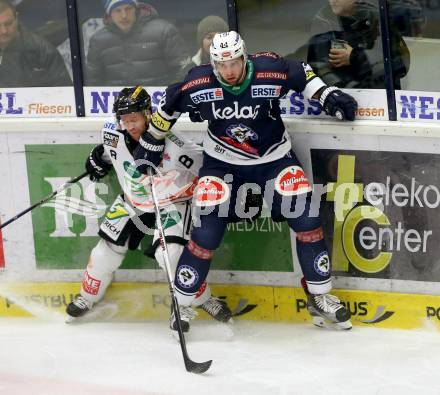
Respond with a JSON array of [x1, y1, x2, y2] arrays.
[[181, 65, 214, 92]]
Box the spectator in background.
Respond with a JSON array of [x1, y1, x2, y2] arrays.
[[307, 0, 410, 89], [85, 0, 190, 86], [388, 0, 425, 37], [190, 15, 228, 67], [0, 0, 71, 87]]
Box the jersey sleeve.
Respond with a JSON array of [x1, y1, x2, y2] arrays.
[[284, 59, 326, 99], [150, 67, 211, 139]]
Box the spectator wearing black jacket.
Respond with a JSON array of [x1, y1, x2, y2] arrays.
[[85, 0, 190, 86], [307, 0, 410, 89], [0, 0, 71, 87]]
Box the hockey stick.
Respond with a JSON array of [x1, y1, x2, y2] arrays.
[[147, 167, 212, 374], [0, 171, 89, 230]]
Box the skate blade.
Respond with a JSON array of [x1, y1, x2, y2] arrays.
[[65, 302, 119, 324], [312, 316, 352, 330]]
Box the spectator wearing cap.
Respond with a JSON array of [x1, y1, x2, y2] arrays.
[[0, 0, 71, 87], [85, 0, 190, 86], [191, 15, 228, 66]]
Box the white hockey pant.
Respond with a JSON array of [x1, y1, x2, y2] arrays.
[[79, 202, 211, 305]]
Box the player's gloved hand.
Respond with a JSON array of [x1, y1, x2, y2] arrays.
[[85, 144, 112, 181], [133, 132, 165, 174], [319, 86, 358, 121]]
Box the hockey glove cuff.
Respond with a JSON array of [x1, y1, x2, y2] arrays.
[[319, 86, 358, 121], [86, 144, 112, 181]]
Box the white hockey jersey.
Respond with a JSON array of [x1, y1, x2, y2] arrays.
[[101, 120, 202, 212]]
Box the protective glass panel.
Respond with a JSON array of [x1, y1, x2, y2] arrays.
[[394, 0, 440, 91], [0, 0, 72, 87], [77, 0, 228, 87], [237, 0, 400, 89]]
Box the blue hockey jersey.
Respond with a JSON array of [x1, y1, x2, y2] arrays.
[[151, 52, 326, 165]]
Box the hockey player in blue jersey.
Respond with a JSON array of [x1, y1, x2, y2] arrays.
[[134, 31, 358, 330]]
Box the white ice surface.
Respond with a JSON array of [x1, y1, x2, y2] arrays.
[[0, 317, 439, 395]]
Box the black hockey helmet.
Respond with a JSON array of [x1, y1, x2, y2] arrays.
[[113, 86, 152, 121]]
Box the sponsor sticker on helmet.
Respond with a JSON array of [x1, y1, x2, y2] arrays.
[[195, 176, 229, 206], [314, 252, 330, 276], [275, 166, 312, 196]]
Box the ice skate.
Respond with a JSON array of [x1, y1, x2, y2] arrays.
[[307, 293, 352, 330], [66, 296, 93, 322], [66, 297, 119, 324], [198, 296, 233, 323], [170, 305, 198, 333]]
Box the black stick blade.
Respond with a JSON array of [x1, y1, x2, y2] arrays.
[[185, 359, 212, 374]]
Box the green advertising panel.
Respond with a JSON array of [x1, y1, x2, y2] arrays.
[[25, 144, 293, 273]]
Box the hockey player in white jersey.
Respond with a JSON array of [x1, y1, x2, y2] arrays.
[[66, 86, 232, 331]]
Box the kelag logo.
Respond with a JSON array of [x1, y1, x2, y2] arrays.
[[312, 150, 440, 279]]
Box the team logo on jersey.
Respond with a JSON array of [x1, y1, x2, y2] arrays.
[[251, 85, 282, 98], [255, 71, 287, 80], [195, 176, 230, 206], [159, 210, 181, 229], [123, 161, 142, 179], [190, 88, 224, 104], [314, 252, 330, 276], [212, 102, 261, 120], [103, 131, 119, 148], [176, 265, 199, 289], [181, 76, 211, 91], [221, 124, 258, 154], [275, 166, 312, 196], [302, 62, 316, 81]]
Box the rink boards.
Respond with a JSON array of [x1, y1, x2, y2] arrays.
[[1, 282, 440, 330], [3, 101, 440, 332]]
